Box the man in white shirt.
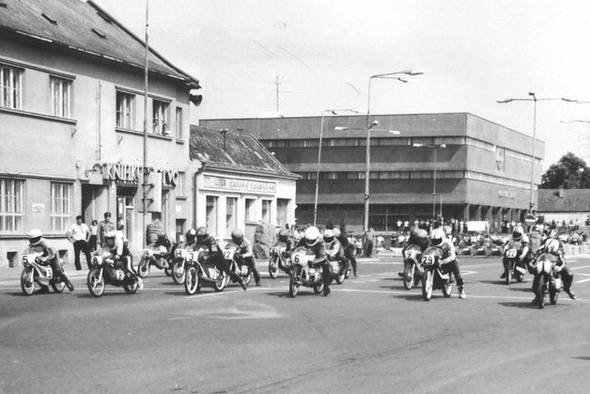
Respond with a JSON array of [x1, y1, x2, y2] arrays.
[[68, 215, 91, 270]]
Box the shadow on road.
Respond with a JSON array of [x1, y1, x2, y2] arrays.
[[507, 287, 532, 292], [379, 285, 407, 291], [265, 291, 317, 298], [498, 301, 541, 309], [391, 293, 424, 301], [3, 291, 69, 297], [572, 356, 590, 361]]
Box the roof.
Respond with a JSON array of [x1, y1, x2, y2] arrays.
[[538, 189, 590, 213], [0, 0, 199, 88], [190, 125, 299, 180]]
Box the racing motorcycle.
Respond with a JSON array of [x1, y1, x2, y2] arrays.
[[137, 243, 173, 278], [502, 240, 526, 285], [171, 245, 191, 285], [533, 252, 563, 309], [20, 251, 72, 296], [184, 247, 229, 295], [223, 242, 253, 288], [402, 244, 423, 290], [87, 254, 142, 297], [325, 244, 347, 285], [268, 242, 291, 279], [288, 246, 325, 297], [420, 246, 453, 301]]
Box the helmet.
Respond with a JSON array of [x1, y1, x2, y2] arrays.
[[231, 229, 244, 244], [415, 229, 428, 239], [323, 229, 334, 243], [333, 228, 341, 239], [28, 229, 43, 246], [430, 228, 445, 246], [196, 226, 208, 242], [304, 226, 321, 248], [185, 228, 196, 244], [278, 229, 289, 241], [549, 229, 558, 239], [512, 225, 524, 241], [545, 238, 560, 254]]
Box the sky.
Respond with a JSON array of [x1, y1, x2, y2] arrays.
[[95, 0, 590, 169]]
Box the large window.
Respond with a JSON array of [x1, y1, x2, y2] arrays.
[[205, 196, 219, 236], [245, 198, 256, 222], [176, 172, 186, 197], [0, 66, 22, 109], [153, 100, 170, 135], [261, 200, 272, 224], [0, 179, 24, 233], [116, 91, 134, 129], [50, 77, 71, 118], [175, 107, 183, 139], [225, 197, 238, 235], [50, 183, 72, 232]]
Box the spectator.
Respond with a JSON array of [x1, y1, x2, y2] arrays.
[[396, 219, 402, 231], [89, 219, 98, 252], [67, 215, 91, 270], [99, 212, 115, 246], [364, 227, 375, 257]]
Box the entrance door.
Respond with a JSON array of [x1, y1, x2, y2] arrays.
[[117, 191, 135, 241]]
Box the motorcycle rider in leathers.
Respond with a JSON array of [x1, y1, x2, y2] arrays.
[[231, 229, 261, 287], [323, 229, 345, 278], [398, 228, 430, 278], [100, 230, 141, 288], [194, 226, 246, 290], [501, 225, 530, 279], [430, 228, 466, 299], [336, 225, 357, 277], [297, 226, 331, 296], [27, 229, 74, 292]]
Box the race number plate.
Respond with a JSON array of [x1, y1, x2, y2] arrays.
[[224, 249, 235, 260], [115, 270, 125, 281], [404, 250, 414, 259], [240, 265, 249, 275], [208, 268, 218, 279], [421, 255, 436, 265], [506, 249, 517, 259]]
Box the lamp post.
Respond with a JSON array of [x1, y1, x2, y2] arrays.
[[497, 94, 574, 213], [364, 70, 423, 232], [412, 143, 447, 218], [313, 109, 360, 226]]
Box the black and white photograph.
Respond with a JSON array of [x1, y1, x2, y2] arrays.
[[1, 0, 590, 393]]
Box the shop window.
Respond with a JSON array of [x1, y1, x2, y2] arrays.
[[206, 196, 219, 236], [0, 178, 24, 232], [277, 199, 289, 227], [261, 200, 272, 224], [153, 99, 170, 135], [50, 183, 72, 232], [116, 91, 134, 129], [50, 77, 71, 118], [245, 198, 256, 222], [226, 197, 238, 235], [175, 107, 183, 139], [0, 65, 22, 109], [175, 219, 185, 243]]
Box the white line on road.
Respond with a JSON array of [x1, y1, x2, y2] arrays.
[[575, 278, 590, 284]]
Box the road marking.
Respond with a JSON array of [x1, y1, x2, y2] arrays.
[[571, 265, 590, 270], [575, 278, 590, 284]]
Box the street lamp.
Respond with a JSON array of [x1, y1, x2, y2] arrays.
[[313, 109, 361, 226], [364, 69, 423, 232], [412, 143, 447, 218], [496, 94, 575, 213]]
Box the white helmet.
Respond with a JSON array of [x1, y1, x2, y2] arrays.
[[28, 229, 43, 246], [545, 238, 560, 254], [430, 228, 445, 246], [304, 226, 321, 248], [333, 228, 341, 238], [513, 225, 524, 241], [323, 229, 335, 243]]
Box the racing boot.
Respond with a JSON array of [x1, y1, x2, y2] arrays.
[[565, 288, 576, 300], [500, 272, 507, 279], [458, 287, 466, 299], [37, 285, 50, 294], [323, 286, 331, 296]]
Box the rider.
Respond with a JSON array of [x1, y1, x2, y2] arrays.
[[531, 231, 576, 301], [323, 229, 345, 277], [501, 225, 530, 279], [100, 230, 141, 287], [297, 226, 331, 296], [430, 228, 466, 299], [336, 225, 357, 277], [231, 229, 261, 287], [194, 226, 246, 290], [398, 228, 430, 277], [27, 229, 74, 292]]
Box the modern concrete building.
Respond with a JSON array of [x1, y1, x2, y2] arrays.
[[201, 113, 545, 232], [0, 0, 200, 266]]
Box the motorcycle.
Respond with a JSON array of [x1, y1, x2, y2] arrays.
[[325, 245, 347, 285], [137, 243, 173, 278], [184, 248, 229, 295], [288, 246, 325, 297], [502, 240, 526, 285], [223, 242, 253, 288], [171, 245, 193, 285], [402, 244, 423, 290], [420, 246, 453, 301], [268, 242, 291, 279], [533, 253, 563, 309], [87, 254, 142, 297], [20, 251, 71, 296]]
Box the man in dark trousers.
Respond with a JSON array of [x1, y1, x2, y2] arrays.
[[67, 215, 91, 270]]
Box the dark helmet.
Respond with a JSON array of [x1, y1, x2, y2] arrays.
[[196, 226, 208, 242], [231, 229, 244, 245], [185, 228, 196, 244], [278, 229, 289, 241]]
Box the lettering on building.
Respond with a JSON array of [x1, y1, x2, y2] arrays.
[[202, 175, 276, 194], [97, 163, 179, 187], [498, 190, 516, 199]]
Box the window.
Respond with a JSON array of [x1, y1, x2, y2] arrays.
[[175, 107, 183, 139], [0, 179, 24, 233], [245, 198, 256, 222], [116, 91, 134, 129], [0, 66, 22, 109], [176, 172, 186, 197], [261, 200, 272, 224], [50, 183, 72, 232], [205, 196, 219, 236], [50, 77, 71, 118], [225, 197, 238, 235], [153, 100, 170, 135], [277, 199, 289, 227]]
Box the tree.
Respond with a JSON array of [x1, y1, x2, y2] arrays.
[[541, 152, 590, 189]]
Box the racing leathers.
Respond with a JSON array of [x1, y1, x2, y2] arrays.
[[234, 238, 261, 286], [502, 233, 531, 278], [194, 235, 246, 289], [532, 238, 575, 300], [27, 240, 73, 291], [100, 235, 137, 282], [435, 237, 465, 294], [297, 238, 331, 295], [324, 237, 345, 277], [338, 226, 357, 277]]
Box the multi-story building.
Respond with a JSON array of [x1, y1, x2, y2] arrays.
[[201, 113, 545, 232], [0, 0, 200, 266]]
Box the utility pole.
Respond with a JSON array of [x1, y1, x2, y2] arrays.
[[142, 0, 149, 247]]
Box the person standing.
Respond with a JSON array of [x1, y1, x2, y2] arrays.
[[99, 212, 115, 247], [68, 215, 91, 270], [89, 219, 98, 252]]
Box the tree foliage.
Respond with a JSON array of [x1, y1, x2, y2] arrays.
[[541, 152, 590, 189]]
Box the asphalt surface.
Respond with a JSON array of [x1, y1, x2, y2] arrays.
[[1, 254, 590, 394]]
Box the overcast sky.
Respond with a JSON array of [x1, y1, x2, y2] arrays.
[[95, 0, 590, 168]]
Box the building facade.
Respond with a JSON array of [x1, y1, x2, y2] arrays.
[[201, 113, 545, 232], [0, 0, 200, 266], [538, 188, 590, 224]]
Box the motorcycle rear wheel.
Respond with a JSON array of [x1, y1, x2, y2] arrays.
[[244, 271, 253, 287], [87, 268, 105, 297], [442, 280, 453, 298], [164, 268, 172, 277], [51, 281, 66, 293], [403, 263, 415, 290], [268, 255, 279, 279], [20, 267, 35, 296], [184, 266, 199, 295], [214, 271, 229, 292], [422, 270, 433, 301], [313, 279, 324, 295], [505, 268, 512, 285], [124, 281, 138, 294], [137, 258, 151, 278], [172, 262, 186, 285]]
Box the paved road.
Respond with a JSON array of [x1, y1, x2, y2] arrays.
[[1, 255, 590, 394]]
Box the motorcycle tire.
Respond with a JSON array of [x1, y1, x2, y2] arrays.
[[244, 272, 253, 287], [335, 270, 345, 285], [442, 280, 453, 298], [214, 271, 229, 292], [124, 281, 139, 294], [268, 255, 279, 279], [51, 281, 66, 293], [137, 258, 150, 278], [536, 274, 546, 309], [505, 269, 511, 286], [164, 268, 172, 277], [516, 271, 524, 283], [422, 270, 433, 301], [403, 263, 415, 290], [549, 279, 558, 305], [172, 262, 186, 285], [184, 266, 199, 295], [313, 279, 324, 295], [345, 264, 351, 279], [20, 267, 35, 296], [87, 268, 105, 297], [289, 275, 299, 298]]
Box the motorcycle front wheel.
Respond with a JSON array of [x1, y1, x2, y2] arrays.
[[51, 280, 66, 293], [403, 263, 415, 290], [124, 281, 138, 294], [313, 279, 324, 295], [214, 271, 229, 292], [184, 266, 199, 295], [422, 270, 433, 301], [442, 279, 453, 298], [137, 258, 151, 278], [20, 267, 35, 296], [536, 274, 546, 309], [549, 278, 558, 305], [87, 268, 105, 297], [172, 262, 186, 285], [289, 275, 299, 298], [268, 255, 279, 279]]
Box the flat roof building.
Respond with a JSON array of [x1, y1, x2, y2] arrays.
[[201, 113, 545, 232]]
